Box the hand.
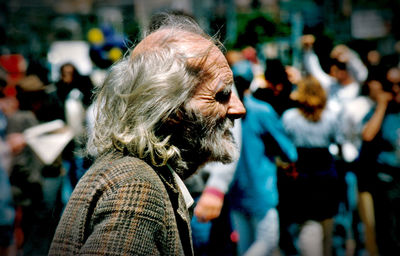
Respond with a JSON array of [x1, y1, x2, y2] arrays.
[[376, 91, 393, 106], [301, 34, 315, 50], [6, 133, 26, 155], [285, 65, 302, 85], [194, 190, 224, 222], [330, 44, 351, 62], [276, 157, 298, 179]]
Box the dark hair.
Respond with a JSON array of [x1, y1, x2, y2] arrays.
[[264, 58, 292, 96], [60, 62, 79, 76], [234, 75, 250, 101], [330, 58, 347, 71]]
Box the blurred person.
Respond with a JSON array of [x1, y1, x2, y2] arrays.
[[16, 73, 60, 122], [361, 66, 400, 256], [301, 34, 367, 112], [18, 58, 65, 123], [49, 13, 245, 256], [55, 62, 93, 110], [285, 65, 302, 85], [241, 46, 266, 92], [301, 35, 369, 252], [226, 49, 244, 67], [5, 77, 65, 256], [354, 78, 387, 256], [228, 59, 297, 256], [0, 86, 17, 256], [380, 40, 400, 71], [281, 75, 343, 256], [53, 63, 95, 188], [338, 75, 384, 166], [252, 58, 298, 116], [0, 164, 16, 256], [329, 44, 368, 84], [366, 50, 386, 82], [245, 58, 299, 255]]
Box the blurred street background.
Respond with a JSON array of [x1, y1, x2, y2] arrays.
[[1, 1, 400, 256]]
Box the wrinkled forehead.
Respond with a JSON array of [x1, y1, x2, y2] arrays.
[[130, 28, 231, 82]]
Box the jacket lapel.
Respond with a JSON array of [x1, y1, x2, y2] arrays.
[[156, 166, 194, 256]]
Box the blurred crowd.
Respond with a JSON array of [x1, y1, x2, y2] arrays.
[[1, 15, 400, 256]]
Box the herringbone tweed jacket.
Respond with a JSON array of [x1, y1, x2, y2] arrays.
[[49, 152, 193, 255]]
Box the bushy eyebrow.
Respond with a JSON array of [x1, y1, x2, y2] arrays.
[[213, 79, 233, 95]]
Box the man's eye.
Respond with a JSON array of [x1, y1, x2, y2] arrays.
[[215, 91, 231, 103]]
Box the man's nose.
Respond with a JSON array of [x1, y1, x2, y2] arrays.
[[227, 93, 246, 119]]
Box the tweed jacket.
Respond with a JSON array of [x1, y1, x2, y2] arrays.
[[49, 152, 193, 255]]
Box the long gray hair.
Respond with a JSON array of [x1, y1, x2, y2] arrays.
[[87, 14, 222, 167]]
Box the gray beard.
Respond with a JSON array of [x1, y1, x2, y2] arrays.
[[168, 108, 239, 179]]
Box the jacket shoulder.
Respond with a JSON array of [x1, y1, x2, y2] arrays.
[[49, 154, 170, 255]]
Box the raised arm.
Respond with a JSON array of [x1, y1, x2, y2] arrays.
[[331, 44, 368, 83], [362, 91, 393, 141], [301, 35, 334, 90]]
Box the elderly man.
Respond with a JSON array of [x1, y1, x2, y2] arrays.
[[49, 14, 245, 256]]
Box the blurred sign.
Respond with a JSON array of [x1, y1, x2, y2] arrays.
[[351, 10, 389, 39], [24, 119, 74, 165]]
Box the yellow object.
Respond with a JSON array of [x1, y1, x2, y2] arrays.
[[109, 47, 123, 62], [87, 28, 104, 44]]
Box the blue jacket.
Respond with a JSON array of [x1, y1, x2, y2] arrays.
[[229, 95, 297, 217]]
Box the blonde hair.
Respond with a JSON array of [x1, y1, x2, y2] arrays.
[[291, 75, 327, 122]]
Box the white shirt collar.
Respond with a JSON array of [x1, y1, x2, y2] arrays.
[[166, 164, 194, 209]]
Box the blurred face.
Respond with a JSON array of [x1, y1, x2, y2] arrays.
[[387, 68, 400, 104], [61, 65, 74, 84], [330, 65, 348, 83], [329, 65, 339, 79], [367, 80, 383, 101], [392, 84, 400, 104], [367, 50, 381, 65], [0, 96, 19, 116]]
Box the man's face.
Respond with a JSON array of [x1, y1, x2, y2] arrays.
[[184, 45, 245, 163], [187, 45, 245, 122]]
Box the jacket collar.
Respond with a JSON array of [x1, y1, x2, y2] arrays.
[[156, 164, 194, 256]]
